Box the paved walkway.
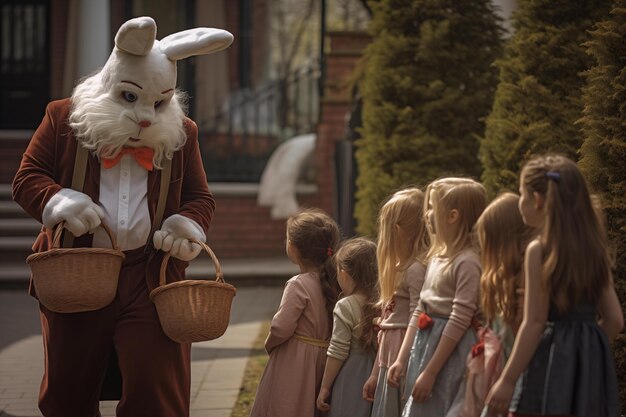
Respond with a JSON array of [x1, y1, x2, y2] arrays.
[[0, 285, 283, 417]]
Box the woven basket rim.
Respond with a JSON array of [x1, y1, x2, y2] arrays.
[[159, 240, 227, 286], [149, 279, 236, 301], [27, 247, 125, 264]]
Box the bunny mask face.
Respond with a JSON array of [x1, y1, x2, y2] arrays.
[[68, 17, 233, 169]]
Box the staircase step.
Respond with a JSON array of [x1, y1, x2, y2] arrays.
[[0, 218, 41, 236], [0, 201, 30, 218], [0, 238, 34, 263], [0, 236, 34, 250], [0, 264, 30, 283], [0, 184, 11, 200]]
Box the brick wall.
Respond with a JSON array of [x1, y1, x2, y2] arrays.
[[206, 185, 319, 258], [313, 31, 372, 217], [206, 191, 286, 258]]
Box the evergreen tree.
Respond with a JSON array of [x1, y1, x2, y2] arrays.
[[480, 0, 611, 196], [355, 0, 503, 236], [578, 1, 626, 409]]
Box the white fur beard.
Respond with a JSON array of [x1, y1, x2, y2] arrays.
[[68, 75, 188, 169]]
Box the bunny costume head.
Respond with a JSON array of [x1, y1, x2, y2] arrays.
[[69, 17, 232, 169]]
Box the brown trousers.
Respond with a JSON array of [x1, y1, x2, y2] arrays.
[[38, 247, 191, 417]]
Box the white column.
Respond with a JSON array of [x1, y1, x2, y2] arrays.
[[77, 0, 110, 78]]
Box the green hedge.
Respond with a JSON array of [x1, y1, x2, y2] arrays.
[[578, 1, 626, 410], [479, 0, 611, 197], [355, 0, 502, 236]]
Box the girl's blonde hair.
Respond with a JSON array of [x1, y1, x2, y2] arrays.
[[425, 178, 487, 259], [477, 193, 534, 327], [521, 155, 611, 312], [335, 237, 380, 352], [376, 188, 429, 304], [287, 208, 341, 324]]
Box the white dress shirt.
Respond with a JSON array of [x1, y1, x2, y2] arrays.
[[93, 154, 150, 250]]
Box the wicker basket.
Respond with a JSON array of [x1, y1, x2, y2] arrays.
[[149, 240, 236, 343], [27, 222, 125, 313]]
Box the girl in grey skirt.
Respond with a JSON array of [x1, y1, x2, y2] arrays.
[[317, 237, 380, 417], [388, 177, 487, 417]]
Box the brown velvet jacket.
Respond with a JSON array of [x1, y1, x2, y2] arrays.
[[12, 98, 216, 294]]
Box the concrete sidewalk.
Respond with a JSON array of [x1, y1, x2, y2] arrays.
[[0, 285, 283, 417]]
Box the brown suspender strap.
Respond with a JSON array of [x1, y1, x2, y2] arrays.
[[62, 145, 172, 251], [145, 157, 171, 252], [62, 145, 89, 248]]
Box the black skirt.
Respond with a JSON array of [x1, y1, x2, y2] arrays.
[[510, 305, 619, 417]]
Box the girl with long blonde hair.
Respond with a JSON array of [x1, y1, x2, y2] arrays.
[[486, 155, 623, 417], [388, 177, 486, 417], [363, 187, 429, 417]]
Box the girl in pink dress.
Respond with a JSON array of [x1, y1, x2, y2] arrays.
[[388, 177, 487, 417], [362, 187, 429, 417], [250, 208, 340, 417]]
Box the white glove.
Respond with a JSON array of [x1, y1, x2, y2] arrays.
[[42, 188, 104, 237], [153, 214, 205, 261]]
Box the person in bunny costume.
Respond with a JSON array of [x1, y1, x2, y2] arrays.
[[12, 17, 233, 417]]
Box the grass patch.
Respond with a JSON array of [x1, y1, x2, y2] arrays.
[[230, 321, 270, 417]]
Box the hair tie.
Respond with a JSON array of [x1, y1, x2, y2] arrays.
[[327, 247, 333, 257], [545, 171, 560, 183]]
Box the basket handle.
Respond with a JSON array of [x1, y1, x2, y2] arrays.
[[158, 239, 224, 287], [52, 221, 119, 250]]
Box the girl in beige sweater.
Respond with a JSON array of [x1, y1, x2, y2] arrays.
[[388, 178, 487, 417], [317, 237, 379, 417]]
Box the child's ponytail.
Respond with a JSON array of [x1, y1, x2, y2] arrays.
[[287, 209, 341, 325], [320, 238, 340, 325], [335, 237, 380, 352], [521, 155, 610, 311]]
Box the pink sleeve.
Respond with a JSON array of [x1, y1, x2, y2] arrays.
[[265, 277, 308, 352], [442, 255, 481, 341]]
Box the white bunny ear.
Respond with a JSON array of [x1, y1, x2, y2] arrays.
[[115, 16, 157, 56], [160, 28, 234, 61]]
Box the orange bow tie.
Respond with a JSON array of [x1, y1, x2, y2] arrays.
[[102, 147, 154, 171]]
